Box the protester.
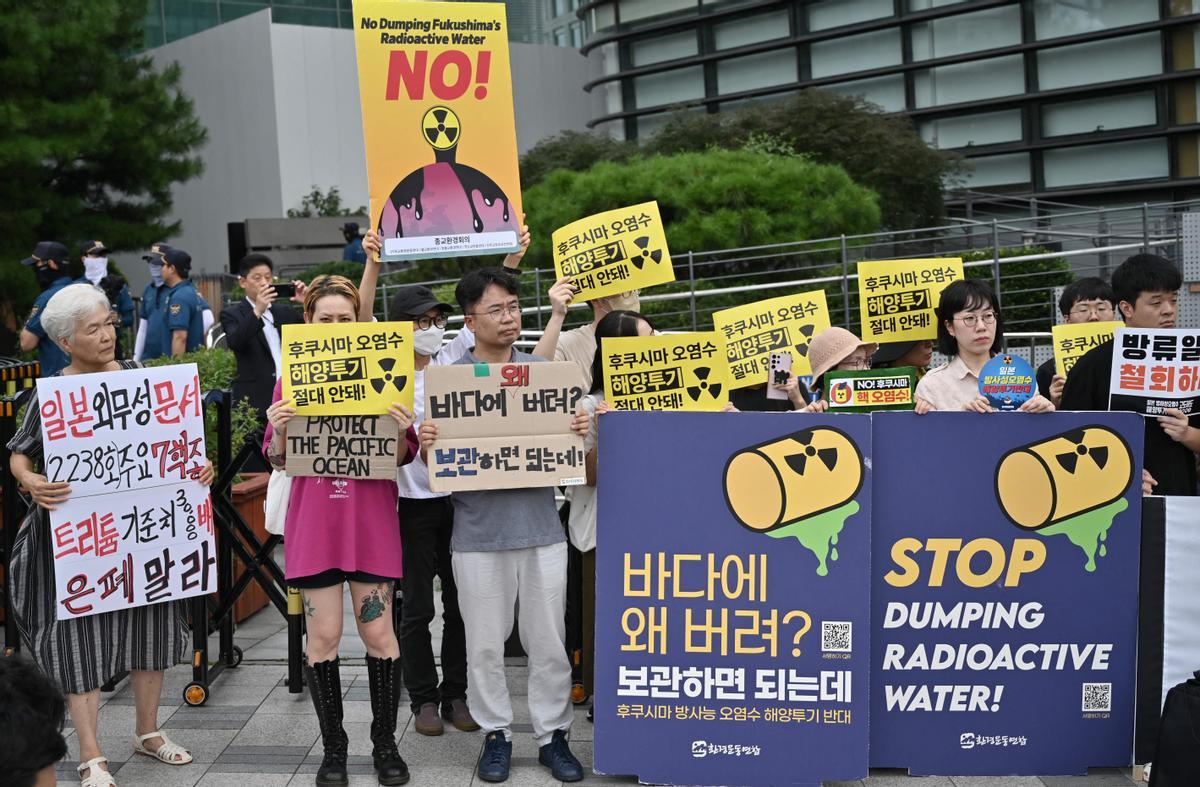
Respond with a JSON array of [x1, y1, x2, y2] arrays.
[[1060, 254, 1199, 496], [7, 284, 215, 786], [553, 290, 641, 390], [419, 267, 589, 783], [871, 339, 934, 376], [264, 274, 418, 786], [159, 249, 207, 356], [0, 655, 68, 787], [134, 243, 170, 362], [18, 241, 74, 377], [341, 221, 367, 263], [915, 279, 1054, 414], [75, 240, 135, 359], [1036, 277, 1117, 407], [730, 374, 811, 411], [796, 326, 877, 413]]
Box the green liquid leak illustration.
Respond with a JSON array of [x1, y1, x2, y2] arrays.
[[766, 500, 860, 576], [1037, 498, 1127, 572]]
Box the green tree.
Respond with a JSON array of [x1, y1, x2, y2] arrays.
[[287, 185, 367, 218], [0, 0, 206, 343], [519, 130, 637, 188], [962, 246, 1074, 333]]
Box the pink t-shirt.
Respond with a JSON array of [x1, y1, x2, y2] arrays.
[[264, 381, 417, 581]]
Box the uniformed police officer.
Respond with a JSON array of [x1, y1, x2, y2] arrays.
[[18, 241, 74, 377], [75, 240, 135, 359], [160, 248, 206, 356], [135, 242, 171, 361]]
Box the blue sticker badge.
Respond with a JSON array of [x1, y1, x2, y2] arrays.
[[979, 353, 1036, 411]]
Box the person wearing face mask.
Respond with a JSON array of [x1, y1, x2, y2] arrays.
[[18, 241, 74, 377], [75, 241, 134, 360], [134, 243, 170, 362], [552, 290, 640, 390]]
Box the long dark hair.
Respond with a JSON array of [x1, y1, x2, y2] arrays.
[[590, 310, 656, 394]]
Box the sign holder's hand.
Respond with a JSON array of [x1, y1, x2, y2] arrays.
[[963, 396, 994, 414], [915, 396, 933, 415], [548, 276, 575, 318], [1018, 394, 1054, 413], [418, 420, 438, 461], [1142, 468, 1158, 496], [363, 229, 383, 262], [291, 280, 308, 303], [197, 460, 215, 487], [571, 406, 589, 439], [267, 398, 297, 435], [503, 220, 531, 269], [1048, 374, 1066, 408], [800, 399, 829, 414], [22, 474, 71, 511], [389, 402, 415, 432], [253, 283, 278, 318], [1158, 408, 1192, 442]]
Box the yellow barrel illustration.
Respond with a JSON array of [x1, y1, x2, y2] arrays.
[[723, 426, 864, 532], [995, 426, 1132, 529]]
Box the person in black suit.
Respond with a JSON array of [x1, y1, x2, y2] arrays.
[[221, 253, 307, 472]]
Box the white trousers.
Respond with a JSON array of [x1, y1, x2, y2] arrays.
[[452, 542, 573, 746]]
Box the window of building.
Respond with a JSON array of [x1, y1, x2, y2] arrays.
[[619, 0, 697, 25], [1036, 32, 1161, 90], [572, 22, 585, 48], [1043, 138, 1169, 187], [907, 0, 968, 10], [824, 74, 907, 112], [1041, 92, 1157, 136], [810, 28, 901, 79], [1033, 0, 1159, 41], [162, 0, 219, 43], [717, 49, 798, 94], [713, 9, 791, 50], [218, 2, 271, 26], [591, 3, 616, 32], [630, 30, 699, 67], [910, 5, 1021, 61], [632, 65, 705, 109], [919, 109, 1023, 149], [963, 153, 1031, 187], [914, 55, 1025, 108], [555, 27, 570, 46], [807, 0, 893, 32], [271, 5, 338, 27]]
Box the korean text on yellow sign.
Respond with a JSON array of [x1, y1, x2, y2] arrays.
[[856, 258, 964, 344], [552, 201, 675, 302], [282, 322, 414, 415], [713, 290, 831, 388], [354, 1, 522, 262], [602, 332, 729, 411], [1053, 321, 1121, 377]]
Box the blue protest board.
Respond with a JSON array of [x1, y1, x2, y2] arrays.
[[870, 412, 1143, 775], [978, 352, 1036, 410], [595, 412, 871, 785]]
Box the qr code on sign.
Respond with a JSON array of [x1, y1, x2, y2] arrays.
[[822, 621, 852, 653], [1082, 683, 1111, 712]]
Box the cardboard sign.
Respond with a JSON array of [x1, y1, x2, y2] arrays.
[[857, 258, 964, 344], [37, 365, 215, 619], [1109, 328, 1200, 416], [713, 290, 832, 388], [1052, 321, 1121, 377], [601, 332, 730, 411], [552, 201, 675, 301], [595, 413, 872, 785], [979, 353, 1036, 411], [872, 412, 1142, 775], [285, 415, 400, 480], [354, 1, 522, 261], [424, 361, 586, 491], [282, 322, 414, 415], [826, 367, 917, 412]]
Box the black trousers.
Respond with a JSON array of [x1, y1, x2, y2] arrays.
[[398, 496, 467, 712]]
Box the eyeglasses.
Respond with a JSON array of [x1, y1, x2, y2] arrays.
[[840, 356, 871, 370], [414, 314, 448, 330], [954, 311, 997, 328], [1069, 303, 1115, 319], [470, 304, 521, 321]]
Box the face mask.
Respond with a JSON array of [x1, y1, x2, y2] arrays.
[[608, 290, 640, 313], [84, 257, 108, 286], [149, 264, 164, 287], [36, 265, 61, 291], [413, 325, 445, 355]]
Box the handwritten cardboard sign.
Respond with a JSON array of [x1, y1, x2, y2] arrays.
[[713, 290, 831, 388], [1052, 321, 1121, 377], [282, 322, 414, 415], [1109, 328, 1200, 416], [552, 201, 675, 301], [857, 258, 963, 344], [285, 415, 400, 480], [424, 361, 586, 491], [37, 365, 215, 619], [601, 332, 730, 411]]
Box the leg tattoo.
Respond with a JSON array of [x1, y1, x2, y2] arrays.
[[358, 582, 391, 623], [302, 592, 315, 618]]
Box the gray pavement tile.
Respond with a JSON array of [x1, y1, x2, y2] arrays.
[[863, 776, 955, 786], [823, 782, 866, 787], [164, 718, 248, 730], [500, 765, 565, 787], [341, 721, 379, 756], [405, 765, 477, 786], [104, 758, 206, 785], [397, 726, 484, 765], [225, 745, 313, 756], [294, 762, 379, 775], [233, 712, 321, 748], [288, 775, 391, 786], [578, 777, 640, 786], [154, 728, 239, 763], [204, 761, 300, 774], [215, 752, 306, 765], [511, 722, 535, 733], [197, 774, 294, 787], [951, 778, 1043, 787], [1040, 770, 1137, 786]]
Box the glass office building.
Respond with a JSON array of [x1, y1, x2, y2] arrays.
[[579, 0, 1200, 202]]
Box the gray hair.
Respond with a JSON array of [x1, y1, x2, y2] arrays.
[[40, 284, 111, 346]]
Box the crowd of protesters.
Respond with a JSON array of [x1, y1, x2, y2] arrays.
[[4, 231, 1197, 787]]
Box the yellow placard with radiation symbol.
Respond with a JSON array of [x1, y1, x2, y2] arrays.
[[1051, 321, 1121, 377], [857, 258, 963, 344], [354, 1, 522, 261], [713, 290, 832, 388], [601, 332, 730, 412], [282, 322, 414, 415], [552, 201, 676, 302]]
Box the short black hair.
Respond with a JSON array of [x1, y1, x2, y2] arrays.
[[455, 268, 520, 313], [238, 253, 274, 278], [591, 310, 657, 394], [0, 656, 68, 785], [1111, 254, 1182, 309], [1058, 277, 1115, 316], [935, 278, 1004, 357]]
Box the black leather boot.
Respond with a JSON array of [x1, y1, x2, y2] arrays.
[[306, 657, 349, 786], [366, 655, 410, 785]]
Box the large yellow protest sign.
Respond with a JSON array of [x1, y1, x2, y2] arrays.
[[602, 333, 729, 411], [1052, 321, 1121, 377], [713, 290, 831, 388], [282, 322, 414, 415], [354, 1, 521, 262], [857, 258, 963, 344], [552, 201, 675, 302]]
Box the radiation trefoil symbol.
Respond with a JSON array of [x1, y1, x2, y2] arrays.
[[793, 324, 817, 358], [370, 358, 407, 395], [628, 236, 663, 270], [423, 106, 460, 150], [686, 367, 723, 402]]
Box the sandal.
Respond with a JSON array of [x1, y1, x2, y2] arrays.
[[77, 756, 116, 787], [132, 731, 193, 765]]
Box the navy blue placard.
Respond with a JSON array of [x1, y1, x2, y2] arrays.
[[870, 411, 1143, 775], [595, 412, 871, 786]]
